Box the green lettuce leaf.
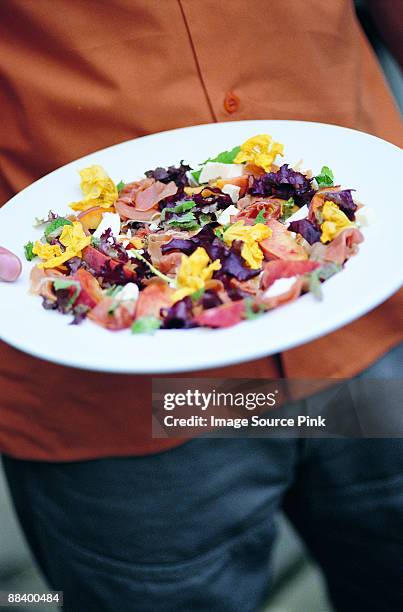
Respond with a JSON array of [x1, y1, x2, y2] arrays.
[[315, 166, 334, 189], [131, 316, 161, 334]]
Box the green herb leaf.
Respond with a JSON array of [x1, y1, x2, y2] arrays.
[[167, 211, 200, 230], [199, 213, 213, 227], [191, 288, 205, 302], [53, 279, 81, 307], [45, 217, 73, 240], [108, 303, 119, 315], [131, 316, 161, 334], [169, 220, 200, 230], [130, 250, 176, 286], [191, 145, 241, 183], [254, 210, 266, 225], [190, 169, 202, 183], [160, 199, 196, 224], [204, 145, 241, 166], [105, 285, 123, 297], [280, 197, 295, 222], [24, 241, 35, 261], [116, 180, 125, 192], [172, 200, 195, 214], [306, 263, 342, 300], [33, 211, 57, 227], [315, 166, 334, 189], [244, 298, 265, 320]]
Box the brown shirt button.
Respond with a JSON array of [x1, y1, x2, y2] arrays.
[[224, 91, 240, 113]]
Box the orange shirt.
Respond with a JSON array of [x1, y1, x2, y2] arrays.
[[0, 0, 402, 460]]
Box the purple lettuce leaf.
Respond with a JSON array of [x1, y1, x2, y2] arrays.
[[100, 261, 131, 287], [288, 219, 321, 245], [220, 251, 260, 281], [192, 188, 232, 212], [145, 161, 192, 188], [161, 238, 196, 255], [161, 297, 196, 329], [321, 189, 357, 220], [250, 164, 315, 206], [162, 226, 259, 282], [200, 290, 223, 309], [97, 229, 129, 262], [65, 256, 84, 274]]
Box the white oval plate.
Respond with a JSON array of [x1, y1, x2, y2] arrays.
[[0, 120, 402, 373]]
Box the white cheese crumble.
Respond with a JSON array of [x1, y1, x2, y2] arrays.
[[264, 276, 298, 298], [93, 212, 121, 239], [199, 162, 245, 183], [115, 283, 139, 302], [221, 184, 241, 203], [216, 205, 240, 226]]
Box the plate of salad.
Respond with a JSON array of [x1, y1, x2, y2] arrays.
[[0, 120, 401, 373]]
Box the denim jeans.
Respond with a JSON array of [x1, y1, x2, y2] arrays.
[[3, 345, 403, 612]]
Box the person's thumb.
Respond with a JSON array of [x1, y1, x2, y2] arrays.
[[0, 247, 22, 282]]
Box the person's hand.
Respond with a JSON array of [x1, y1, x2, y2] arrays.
[[0, 246, 22, 281]]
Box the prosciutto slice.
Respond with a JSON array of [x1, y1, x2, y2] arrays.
[[323, 228, 364, 264], [115, 202, 159, 221], [194, 301, 245, 328], [261, 260, 319, 290], [29, 266, 64, 301], [88, 297, 136, 330], [260, 219, 308, 261], [237, 197, 282, 223], [82, 245, 137, 280], [115, 178, 177, 218], [135, 280, 174, 319], [135, 181, 178, 211]]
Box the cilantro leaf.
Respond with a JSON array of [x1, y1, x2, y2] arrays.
[[254, 210, 266, 225], [131, 316, 161, 334], [116, 180, 125, 192], [24, 241, 35, 261], [315, 166, 334, 189]]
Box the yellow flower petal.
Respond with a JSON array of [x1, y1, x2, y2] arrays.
[[70, 165, 118, 212], [234, 134, 284, 172], [222, 221, 271, 269], [35, 222, 91, 269], [320, 201, 354, 243], [173, 247, 221, 303], [59, 221, 91, 252], [38, 248, 76, 269], [32, 242, 62, 261], [130, 237, 144, 249]]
